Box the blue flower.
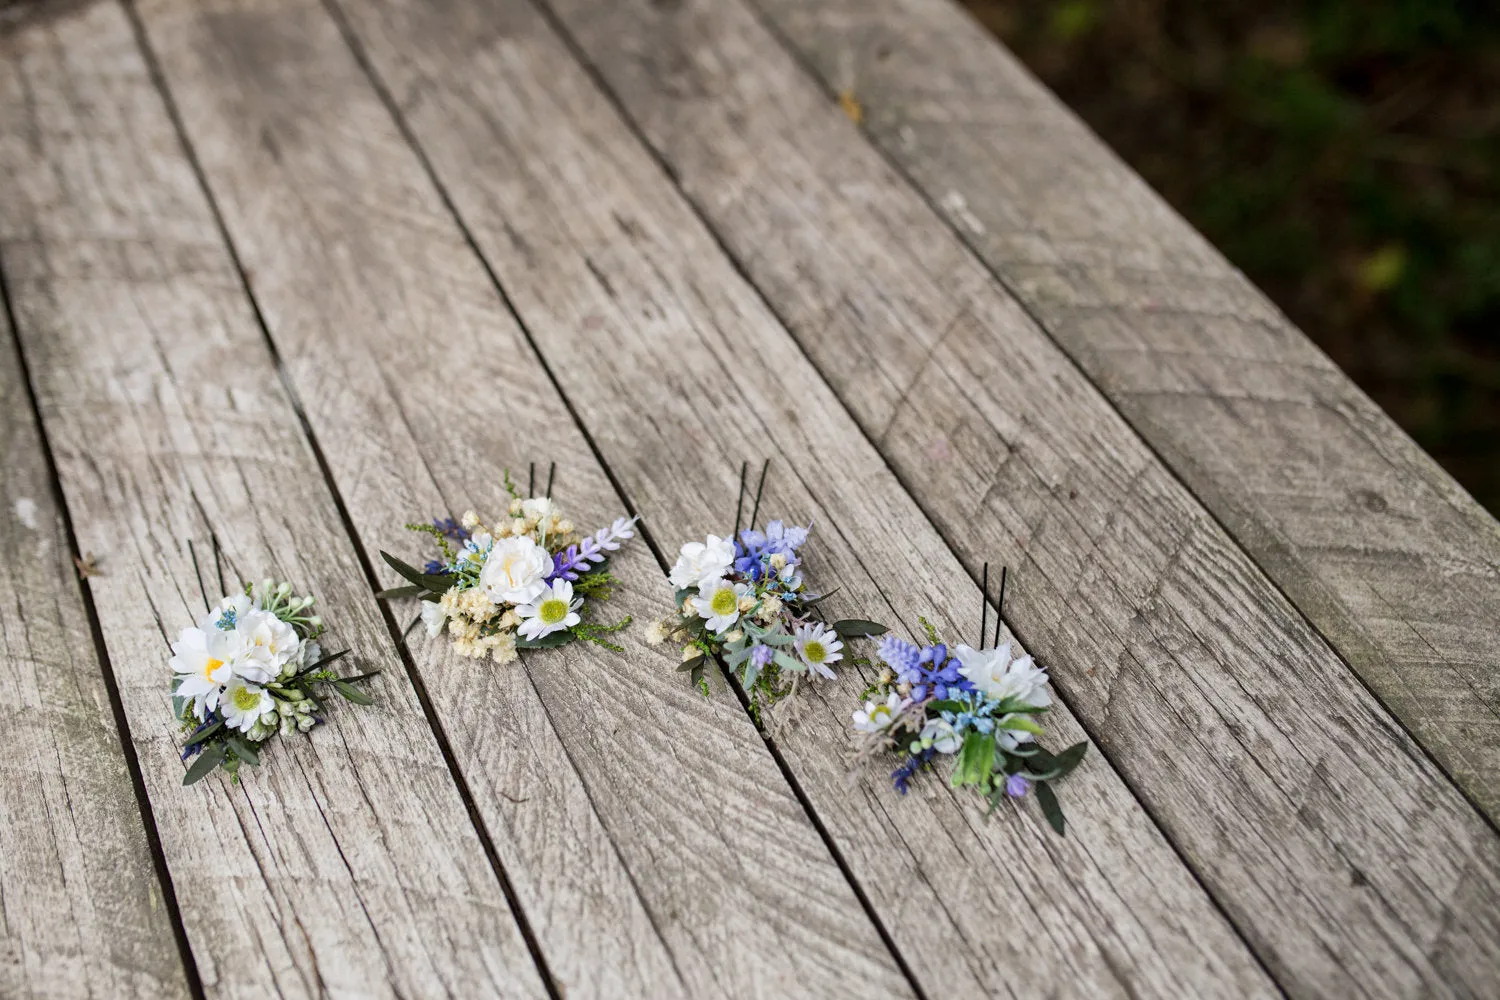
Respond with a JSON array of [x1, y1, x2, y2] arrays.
[[1005, 773, 1030, 798], [876, 636, 921, 675], [432, 517, 470, 544], [892, 747, 935, 795], [751, 644, 775, 668], [734, 520, 810, 582]]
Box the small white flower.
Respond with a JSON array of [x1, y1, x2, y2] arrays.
[[852, 692, 905, 734], [668, 535, 735, 590], [690, 577, 750, 635], [644, 620, 669, 645], [220, 677, 276, 733], [793, 622, 843, 679], [954, 642, 1051, 709], [521, 497, 556, 523], [198, 592, 252, 633], [480, 535, 554, 606], [420, 600, 447, 638], [920, 717, 962, 754], [170, 626, 238, 719], [516, 579, 582, 641], [232, 608, 300, 683]]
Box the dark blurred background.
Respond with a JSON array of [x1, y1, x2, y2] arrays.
[[963, 0, 1499, 514]]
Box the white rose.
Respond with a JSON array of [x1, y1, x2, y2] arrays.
[[421, 600, 448, 638], [481, 535, 554, 605], [954, 642, 1051, 709], [521, 497, 555, 522], [668, 534, 736, 589], [233, 609, 300, 682]]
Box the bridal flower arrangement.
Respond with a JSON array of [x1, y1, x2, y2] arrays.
[[381, 467, 636, 662], [850, 568, 1087, 834], [649, 463, 885, 716], [171, 576, 375, 785]]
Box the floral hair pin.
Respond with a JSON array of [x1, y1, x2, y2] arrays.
[[379, 464, 637, 663], [850, 566, 1087, 834], [650, 460, 887, 717], [171, 540, 376, 786]]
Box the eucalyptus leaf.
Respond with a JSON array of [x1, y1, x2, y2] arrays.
[[296, 648, 351, 676], [742, 660, 762, 692], [183, 744, 226, 786], [183, 720, 224, 749], [337, 670, 382, 684], [225, 735, 261, 767], [332, 680, 375, 705], [831, 619, 889, 639], [376, 584, 424, 600], [1036, 781, 1066, 836], [676, 654, 707, 674], [795, 587, 841, 610], [772, 650, 806, 675], [515, 630, 575, 650], [379, 551, 454, 594]]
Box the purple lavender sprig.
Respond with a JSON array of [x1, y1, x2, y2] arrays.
[[548, 517, 639, 581]]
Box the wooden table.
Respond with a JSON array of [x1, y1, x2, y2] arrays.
[[3, 0, 1498, 997]]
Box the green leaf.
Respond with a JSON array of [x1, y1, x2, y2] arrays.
[[337, 670, 381, 684], [515, 630, 575, 650], [183, 744, 226, 786], [225, 735, 261, 767], [379, 551, 453, 595], [676, 653, 706, 674], [376, 585, 424, 600], [673, 587, 697, 605], [1036, 781, 1066, 836], [795, 587, 841, 609], [1047, 741, 1088, 780], [831, 619, 888, 639], [951, 732, 997, 790], [998, 714, 1046, 737], [742, 659, 762, 692], [332, 680, 375, 705], [772, 650, 806, 675], [927, 699, 965, 715], [182, 720, 224, 749]]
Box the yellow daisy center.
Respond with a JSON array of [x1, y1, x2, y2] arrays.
[[232, 686, 261, 712], [538, 597, 569, 625], [803, 640, 826, 663], [202, 657, 224, 680], [710, 588, 737, 616]]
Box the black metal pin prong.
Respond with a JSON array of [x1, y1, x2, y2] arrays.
[[188, 540, 211, 613], [980, 561, 989, 648], [732, 460, 748, 538], [545, 462, 555, 499], [994, 565, 1008, 646], [748, 458, 770, 531], [528, 462, 535, 497], [212, 533, 226, 596]]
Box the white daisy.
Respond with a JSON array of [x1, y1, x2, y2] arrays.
[[793, 622, 843, 679], [668, 535, 736, 590], [220, 677, 276, 733], [690, 577, 750, 635], [516, 579, 582, 641], [852, 692, 905, 734], [169, 626, 238, 719]]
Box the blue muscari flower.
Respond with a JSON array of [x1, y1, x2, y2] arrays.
[[876, 635, 921, 675], [892, 747, 935, 795], [734, 520, 810, 582]]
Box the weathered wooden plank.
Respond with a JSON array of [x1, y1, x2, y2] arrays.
[[322, 0, 1290, 996], [128, 0, 914, 996], [0, 271, 191, 998], [746, 0, 1500, 821], [521, 0, 1500, 995], [0, 4, 550, 997]]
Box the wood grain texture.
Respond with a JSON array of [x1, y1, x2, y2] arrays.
[[0, 271, 190, 998], [0, 4, 549, 997], [129, 0, 913, 995], [324, 0, 1289, 995], [526, 0, 1500, 996], [747, 0, 1500, 822]]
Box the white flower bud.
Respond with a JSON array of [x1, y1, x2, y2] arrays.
[[297, 716, 315, 732], [462, 509, 482, 530]]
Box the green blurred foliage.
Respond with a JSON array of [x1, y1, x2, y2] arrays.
[[967, 0, 1500, 512]]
